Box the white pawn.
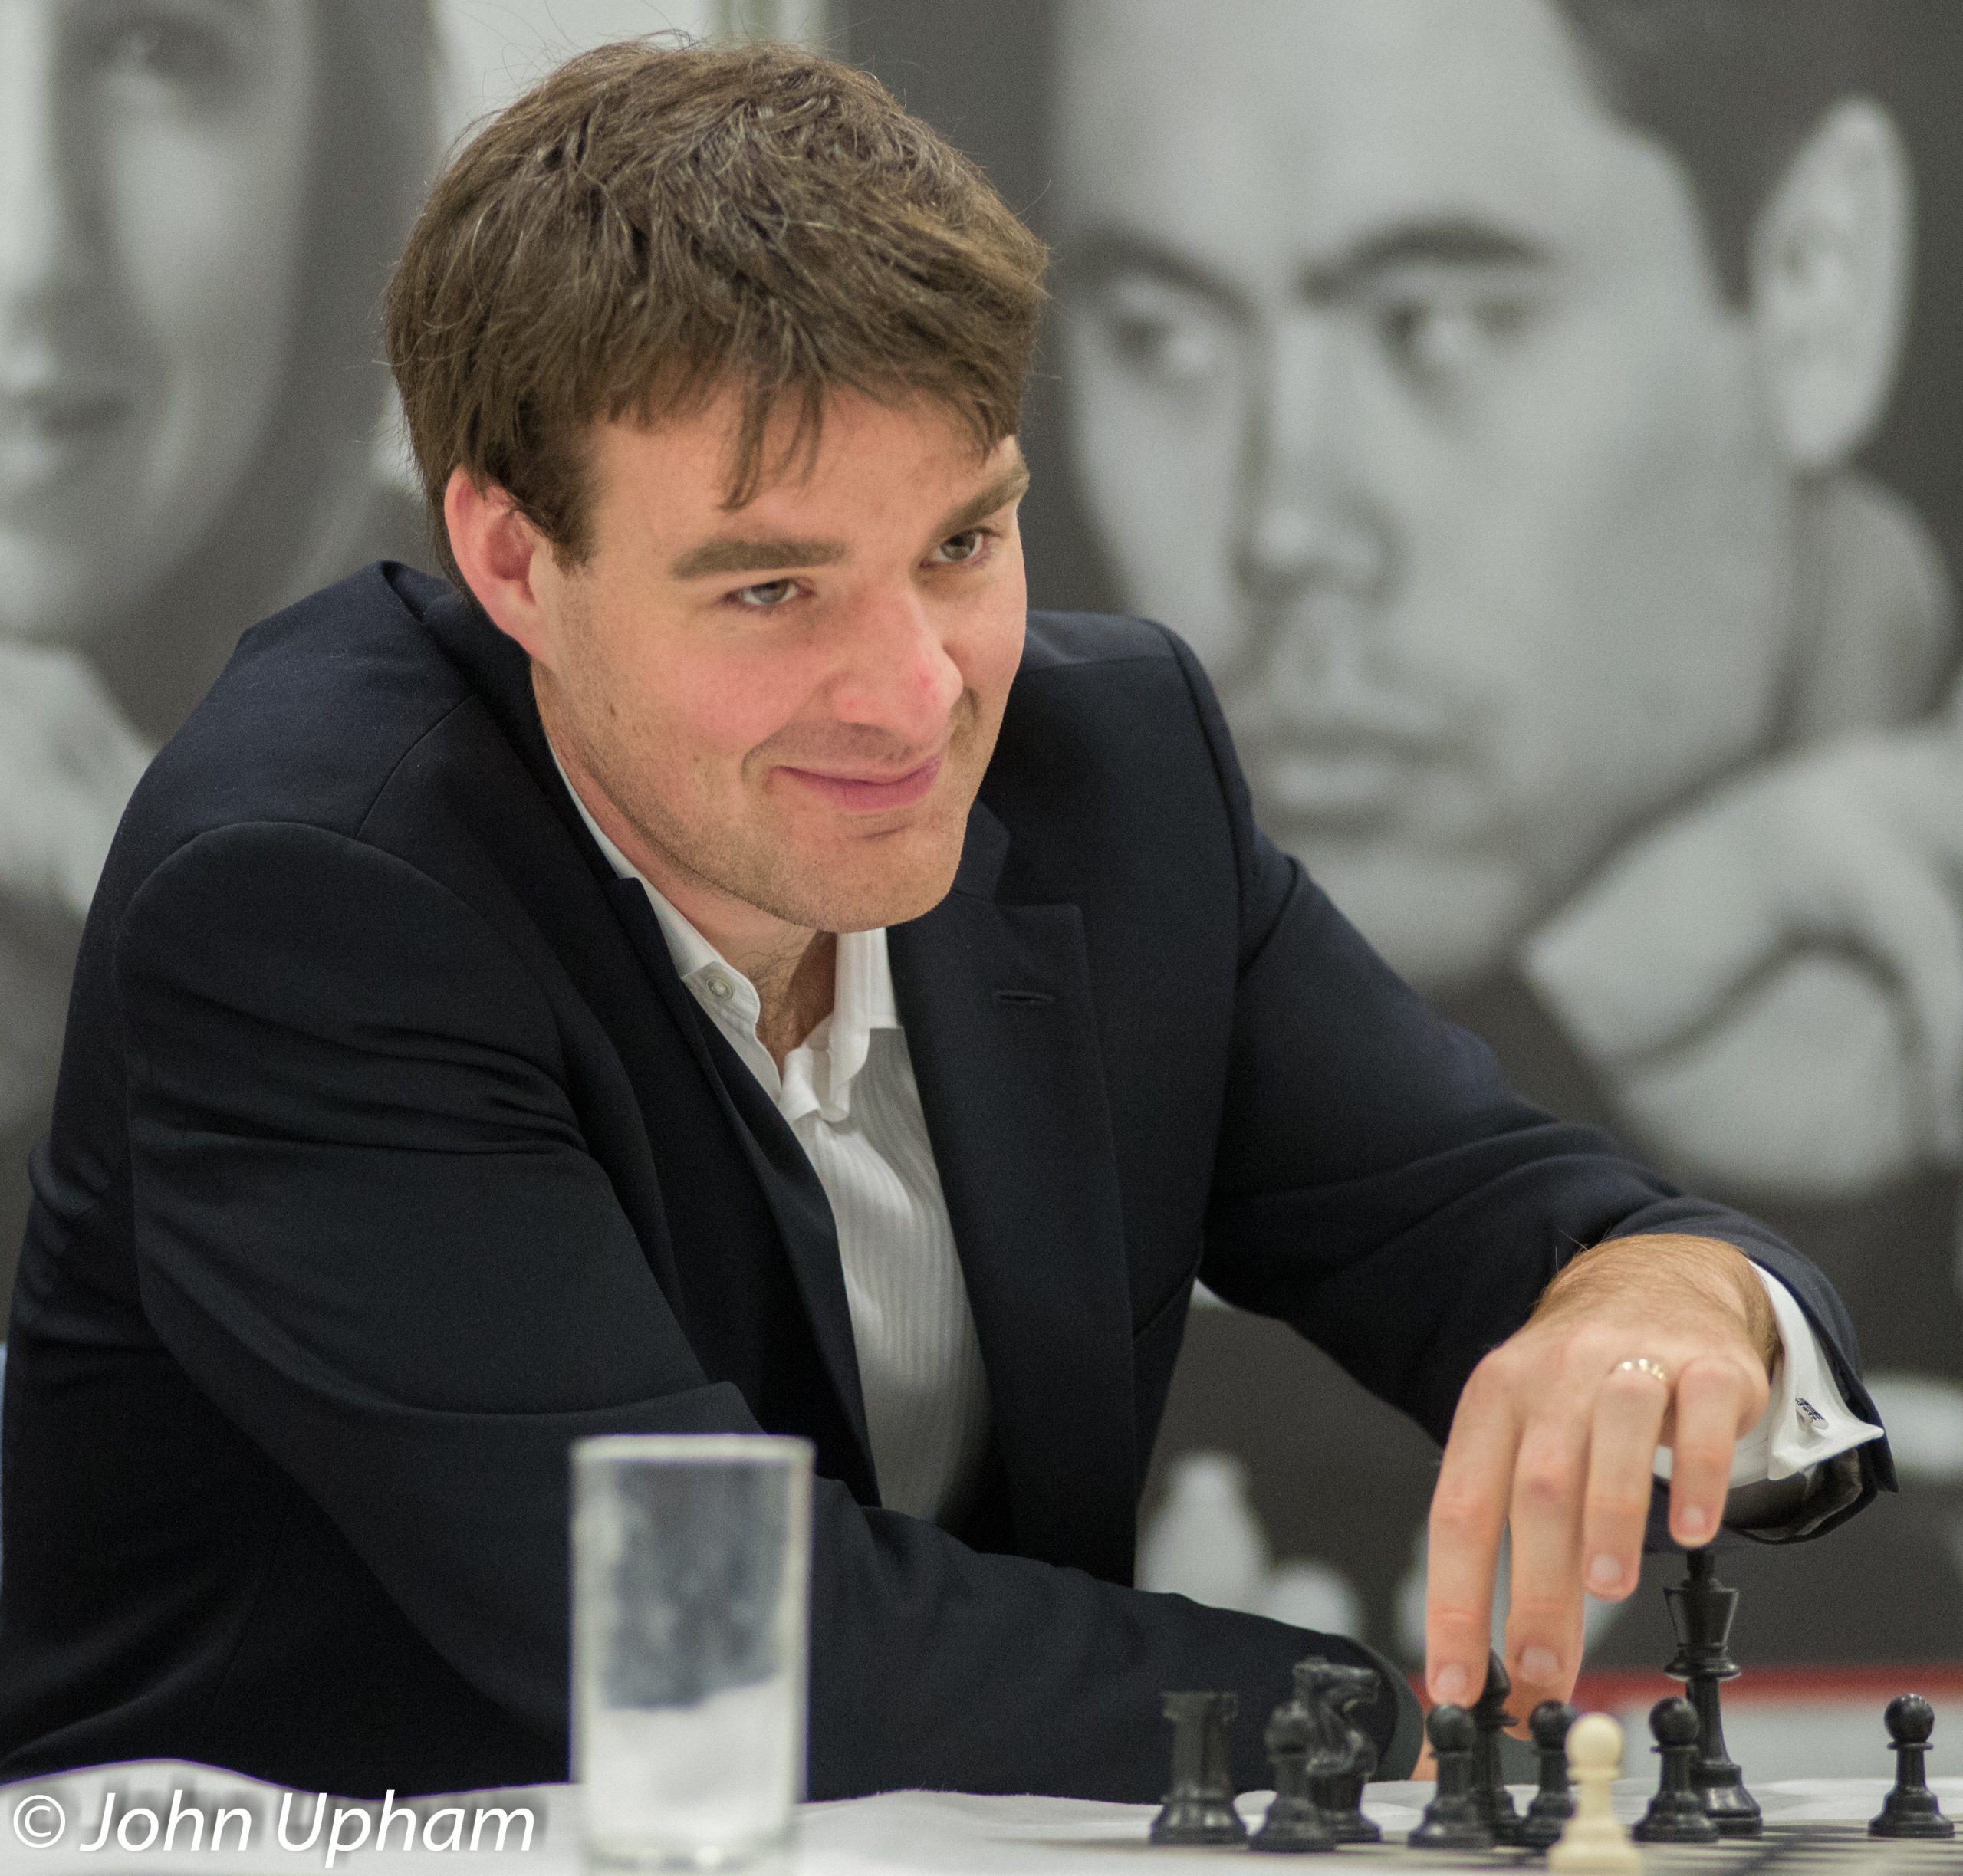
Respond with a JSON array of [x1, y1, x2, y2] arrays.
[[1550, 1713, 1642, 1874], [1137, 1452, 1270, 1614]]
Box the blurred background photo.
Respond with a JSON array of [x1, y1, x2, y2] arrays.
[[848, 0, 1963, 1694], [6, 0, 1962, 1732], [0, 0, 824, 1309]]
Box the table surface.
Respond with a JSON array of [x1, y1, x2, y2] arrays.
[[3, 1761, 1955, 1874]]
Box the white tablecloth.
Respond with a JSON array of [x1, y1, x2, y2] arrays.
[[1, 1761, 1946, 1873]]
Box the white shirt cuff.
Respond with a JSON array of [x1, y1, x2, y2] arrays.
[[1652, 1266, 1883, 1487]]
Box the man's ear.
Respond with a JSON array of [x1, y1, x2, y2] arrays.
[[1748, 97, 1914, 472], [443, 469, 560, 667]]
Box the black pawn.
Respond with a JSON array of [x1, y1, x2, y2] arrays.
[[1871, 1694, 1955, 1839], [1150, 1690, 1248, 1846], [1633, 1697, 1721, 1845], [1664, 1547, 1761, 1836], [1409, 1705, 1494, 1852], [1470, 1651, 1524, 1845], [1251, 1684, 1336, 1854], [1514, 1700, 1577, 1852]]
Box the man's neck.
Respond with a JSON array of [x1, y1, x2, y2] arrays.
[[539, 692, 838, 1064], [753, 931, 839, 1067]]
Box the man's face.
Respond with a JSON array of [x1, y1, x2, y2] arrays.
[[530, 392, 1029, 940], [1056, 0, 1799, 994]]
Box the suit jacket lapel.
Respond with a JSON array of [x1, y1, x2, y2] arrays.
[[889, 804, 1139, 1582], [419, 585, 878, 1500], [603, 878, 878, 1497]]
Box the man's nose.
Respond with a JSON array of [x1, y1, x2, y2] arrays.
[[1231, 314, 1395, 623], [0, 8, 94, 333], [827, 585, 965, 745]]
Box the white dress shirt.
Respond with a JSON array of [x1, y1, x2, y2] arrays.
[[551, 755, 1880, 1529], [557, 767, 992, 1525]]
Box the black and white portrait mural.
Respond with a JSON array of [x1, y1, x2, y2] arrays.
[[5, 0, 1961, 1681], [852, 0, 1963, 1674], [0, 0, 825, 1314], [0, 0, 439, 1305]]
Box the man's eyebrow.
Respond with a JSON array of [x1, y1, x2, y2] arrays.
[[665, 462, 1028, 581], [1062, 218, 1550, 319], [669, 535, 850, 580], [935, 459, 1031, 539], [1056, 225, 1251, 319], [1305, 217, 1556, 297]]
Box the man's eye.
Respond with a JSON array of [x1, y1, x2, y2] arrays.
[[731, 578, 799, 609], [84, 8, 235, 87], [1374, 292, 1537, 386], [1088, 277, 1238, 387], [929, 530, 992, 567]]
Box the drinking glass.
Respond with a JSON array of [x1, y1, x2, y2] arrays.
[[573, 1434, 814, 1870]]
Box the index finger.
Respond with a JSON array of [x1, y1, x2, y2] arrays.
[[1425, 1363, 1522, 1709]]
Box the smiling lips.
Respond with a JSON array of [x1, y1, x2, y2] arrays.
[[778, 752, 945, 813], [0, 381, 133, 501]]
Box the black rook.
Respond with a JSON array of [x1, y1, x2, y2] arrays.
[[1151, 1691, 1248, 1847]]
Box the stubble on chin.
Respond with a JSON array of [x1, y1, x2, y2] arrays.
[[741, 690, 994, 931], [538, 665, 993, 937]]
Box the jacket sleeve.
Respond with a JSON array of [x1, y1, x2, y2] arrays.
[[115, 819, 1419, 1799], [1164, 633, 1892, 1529]]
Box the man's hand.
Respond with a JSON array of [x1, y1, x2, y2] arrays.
[[1423, 1234, 1777, 1727], [1523, 724, 1963, 1196]]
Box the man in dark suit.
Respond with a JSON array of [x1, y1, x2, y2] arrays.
[[0, 38, 1886, 1802]]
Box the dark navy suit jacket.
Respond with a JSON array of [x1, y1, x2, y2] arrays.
[[0, 565, 1884, 1800]]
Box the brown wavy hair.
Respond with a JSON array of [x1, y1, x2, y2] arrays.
[[387, 36, 1049, 584]]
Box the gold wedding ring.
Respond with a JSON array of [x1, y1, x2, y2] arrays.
[[1615, 1356, 1671, 1388]]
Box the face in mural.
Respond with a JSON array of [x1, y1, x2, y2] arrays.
[[1055, 0, 1800, 996], [0, 0, 321, 650]]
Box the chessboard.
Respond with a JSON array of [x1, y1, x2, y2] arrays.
[[1305, 1819, 1963, 1876], [778, 1784, 1963, 1873], [1151, 1555, 1961, 1869]]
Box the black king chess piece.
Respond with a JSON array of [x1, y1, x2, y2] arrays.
[[1469, 1650, 1524, 1845], [1871, 1694, 1956, 1839], [1251, 1671, 1337, 1853], [1150, 1690, 1248, 1846], [1665, 1547, 1762, 1835], [1633, 1696, 1721, 1844], [1514, 1700, 1577, 1852], [1409, 1704, 1494, 1852]]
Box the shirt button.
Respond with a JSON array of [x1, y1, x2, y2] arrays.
[[705, 973, 735, 1002]]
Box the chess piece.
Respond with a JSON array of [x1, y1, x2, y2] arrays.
[[1870, 1694, 1955, 1839], [1298, 1658, 1383, 1845], [1137, 1453, 1271, 1610], [1549, 1713, 1641, 1875], [1633, 1696, 1720, 1844], [1409, 1704, 1493, 1852], [1515, 1700, 1577, 1852], [1150, 1691, 1248, 1846], [1664, 1546, 1762, 1835], [1470, 1650, 1524, 1845], [1251, 1676, 1336, 1854]]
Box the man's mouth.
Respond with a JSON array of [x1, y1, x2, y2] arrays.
[[0, 377, 134, 501], [1235, 710, 1468, 830], [776, 752, 945, 813]]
